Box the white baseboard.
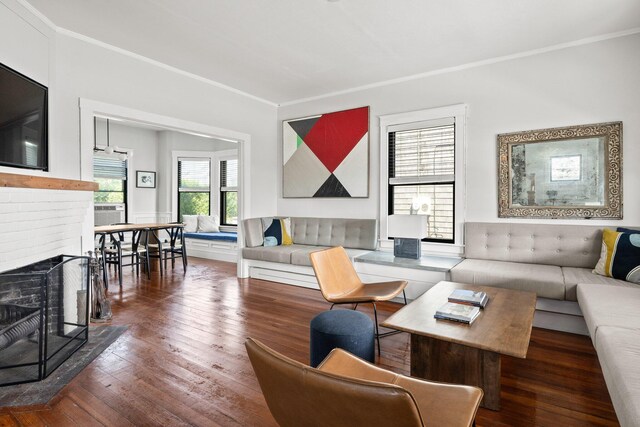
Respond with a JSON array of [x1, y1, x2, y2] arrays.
[[186, 238, 238, 263], [533, 310, 589, 335]]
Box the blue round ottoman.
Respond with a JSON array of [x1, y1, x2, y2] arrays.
[[310, 309, 375, 367]]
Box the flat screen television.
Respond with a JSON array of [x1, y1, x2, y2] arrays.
[[0, 62, 48, 170]]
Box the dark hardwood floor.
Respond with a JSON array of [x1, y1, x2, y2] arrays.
[[1, 258, 619, 426]]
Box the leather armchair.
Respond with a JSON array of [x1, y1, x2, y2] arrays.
[[246, 337, 482, 427]]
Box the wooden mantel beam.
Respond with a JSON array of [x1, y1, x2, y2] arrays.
[[0, 172, 98, 192]]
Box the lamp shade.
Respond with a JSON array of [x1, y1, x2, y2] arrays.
[[388, 215, 428, 239]]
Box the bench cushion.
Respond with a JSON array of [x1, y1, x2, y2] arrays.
[[290, 247, 371, 267], [184, 232, 237, 242], [450, 259, 565, 300], [562, 267, 631, 301], [594, 326, 640, 427], [242, 245, 303, 263], [576, 283, 640, 344]]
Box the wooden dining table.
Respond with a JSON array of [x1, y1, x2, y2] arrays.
[[94, 223, 184, 234], [94, 223, 185, 287]]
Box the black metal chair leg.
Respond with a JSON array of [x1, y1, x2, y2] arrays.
[[373, 302, 381, 356], [403, 290, 407, 305], [117, 249, 123, 287], [145, 251, 151, 279]]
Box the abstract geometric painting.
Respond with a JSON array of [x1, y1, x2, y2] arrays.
[[283, 106, 369, 198]]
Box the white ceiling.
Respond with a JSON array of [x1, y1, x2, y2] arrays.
[[26, 0, 640, 105]]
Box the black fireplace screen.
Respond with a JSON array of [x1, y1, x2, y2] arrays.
[[0, 255, 90, 387]]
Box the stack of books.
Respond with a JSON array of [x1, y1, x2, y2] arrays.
[[434, 289, 489, 325], [448, 289, 489, 308]]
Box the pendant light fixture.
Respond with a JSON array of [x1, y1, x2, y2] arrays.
[[93, 117, 130, 160]]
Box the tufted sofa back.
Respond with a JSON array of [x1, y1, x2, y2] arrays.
[[243, 217, 378, 250], [464, 222, 606, 268]]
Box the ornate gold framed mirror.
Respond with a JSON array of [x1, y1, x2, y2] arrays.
[[498, 121, 622, 219]]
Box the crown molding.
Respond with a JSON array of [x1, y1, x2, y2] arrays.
[[278, 27, 640, 107]]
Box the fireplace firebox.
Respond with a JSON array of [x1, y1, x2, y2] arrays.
[[0, 255, 90, 386]]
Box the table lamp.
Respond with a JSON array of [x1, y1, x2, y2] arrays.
[[388, 214, 429, 259]]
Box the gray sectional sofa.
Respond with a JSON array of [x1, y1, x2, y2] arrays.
[[241, 218, 639, 424], [242, 216, 377, 267], [578, 284, 640, 427], [452, 222, 639, 426]]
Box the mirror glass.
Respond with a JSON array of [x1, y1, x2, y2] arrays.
[[510, 137, 605, 207]]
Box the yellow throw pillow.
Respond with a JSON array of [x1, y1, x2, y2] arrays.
[[593, 228, 640, 283]]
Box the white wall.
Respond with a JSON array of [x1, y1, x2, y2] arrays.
[[277, 34, 640, 228], [55, 33, 277, 221], [95, 120, 159, 222], [95, 122, 238, 223], [0, 0, 277, 268]]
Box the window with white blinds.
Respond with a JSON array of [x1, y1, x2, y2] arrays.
[[220, 158, 238, 225], [93, 156, 127, 205], [178, 158, 210, 192], [94, 156, 127, 179], [178, 158, 210, 221], [388, 119, 455, 243]]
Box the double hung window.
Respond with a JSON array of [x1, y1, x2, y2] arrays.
[[177, 158, 211, 221], [220, 158, 238, 225], [381, 105, 465, 250], [388, 119, 455, 243]]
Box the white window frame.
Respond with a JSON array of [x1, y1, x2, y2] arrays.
[[171, 149, 238, 228], [379, 104, 467, 256], [213, 150, 238, 227]]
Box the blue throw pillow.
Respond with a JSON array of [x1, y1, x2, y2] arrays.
[[617, 227, 640, 234], [263, 236, 278, 247]]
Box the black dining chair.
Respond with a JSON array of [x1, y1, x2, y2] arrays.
[[163, 223, 188, 272], [140, 228, 165, 279], [104, 228, 149, 286]]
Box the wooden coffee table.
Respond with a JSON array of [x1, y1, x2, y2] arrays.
[[382, 281, 536, 410]]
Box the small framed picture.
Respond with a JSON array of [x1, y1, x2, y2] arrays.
[[136, 171, 156, 188]]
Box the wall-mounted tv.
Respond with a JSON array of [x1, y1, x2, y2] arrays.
[[0, 62, 48, 170]]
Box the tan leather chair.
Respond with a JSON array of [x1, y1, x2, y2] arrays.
[[309, 246, 408, 353], [246, 338, 482, 427]]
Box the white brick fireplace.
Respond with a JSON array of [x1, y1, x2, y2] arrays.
[[0, 187, 92, 273]]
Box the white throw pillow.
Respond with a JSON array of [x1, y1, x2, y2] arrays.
[[183, 215, 198, 233], [197, 215, 220, 232]]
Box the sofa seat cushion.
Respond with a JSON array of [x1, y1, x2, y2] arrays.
[[576, 283, 640, 344], [594, 326, 640, 427], [291, 247, 372, 267], [562, 267, 633, 301], [450, 259, 565, 300], [242, 245, 306, 264]]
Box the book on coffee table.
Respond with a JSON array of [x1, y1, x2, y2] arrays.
[[448, 289, 489, 308], [434, 302, 481, 324]]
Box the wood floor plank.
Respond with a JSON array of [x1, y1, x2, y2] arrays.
[[4, 258, 619, 426]]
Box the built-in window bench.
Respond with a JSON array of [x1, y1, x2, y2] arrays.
[[354, 251, 463, 302], [184, 231, 238, 263]]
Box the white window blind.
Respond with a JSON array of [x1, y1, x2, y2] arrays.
[[94, 156, 127, 179], [220, 159, 238, 191], [178, 158, 210, 191]]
